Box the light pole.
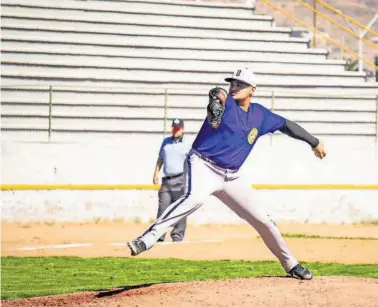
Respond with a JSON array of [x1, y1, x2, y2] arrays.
[[313, 0, 317, 47], [338, 12, 378, 73], [358, 15, 378, 72]]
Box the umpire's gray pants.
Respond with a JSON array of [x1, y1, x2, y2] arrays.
[[157, 174, 187, 241]]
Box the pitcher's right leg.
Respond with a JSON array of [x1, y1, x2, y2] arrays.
[[215, 178, 299, 274], [128, 154, 222, 255]]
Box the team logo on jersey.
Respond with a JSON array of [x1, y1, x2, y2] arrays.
[[247, 128, 259, 144]]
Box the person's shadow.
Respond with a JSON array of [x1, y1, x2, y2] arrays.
[[96, 283, 154, 298], [95, 276, 295, 298]]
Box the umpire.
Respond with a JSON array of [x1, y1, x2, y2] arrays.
[[153, 118, 191, 242]]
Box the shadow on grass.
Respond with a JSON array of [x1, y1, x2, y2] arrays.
[[96, 275, 296, 298], [256, 275, 293, 279], [96, 283, 155, 298]]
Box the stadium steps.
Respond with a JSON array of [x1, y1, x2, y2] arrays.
[[0, 53, 353, 75], [1, 20, 307, 47], [2, 87, 376, 136], [1, 16, 287, 41], [2, 104, 375, 123], [2, 76, 377, 94], [1, 116, 375, 136], [0, 49, 347, 73], [1, 0, 377, 136], [1, 38, 329, 62], [0, 61, 366, 85], [2, 87, 376, 110], [1, 2, 273, 31], [1, 29, 312, 53], [46, 0, 259, 19]]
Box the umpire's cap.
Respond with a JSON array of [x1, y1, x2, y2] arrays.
[[172, 118, 184, 128]]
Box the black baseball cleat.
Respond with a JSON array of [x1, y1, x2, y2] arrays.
[[289, 264, 313, 280], [127, 239, 147, 256]]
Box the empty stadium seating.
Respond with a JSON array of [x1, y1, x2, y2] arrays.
[[1, 0, 377, 137]]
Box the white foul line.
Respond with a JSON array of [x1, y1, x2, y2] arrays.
[[13, 243, 92, 251], [10, 239, 227, 251], [112, 242, 128, 247], [157, 239, 224, 245], [112, 239, 224, 247]]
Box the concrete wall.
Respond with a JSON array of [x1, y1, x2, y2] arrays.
[[2, 0, 377, 224], [2, 134, 378, 223], [2, 189, 377, 224]]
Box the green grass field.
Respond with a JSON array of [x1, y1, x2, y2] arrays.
[[1, 257, 378, 300]]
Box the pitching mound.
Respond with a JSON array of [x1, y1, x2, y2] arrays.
[[3, 276, 378, 307]]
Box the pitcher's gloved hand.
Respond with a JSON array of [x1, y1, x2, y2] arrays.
[[207, 87, 228, 129]]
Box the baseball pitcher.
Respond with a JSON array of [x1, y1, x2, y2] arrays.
[[128, 68, 327, 280]]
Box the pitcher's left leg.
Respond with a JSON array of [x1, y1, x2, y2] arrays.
[[218, 179, 298, 273]]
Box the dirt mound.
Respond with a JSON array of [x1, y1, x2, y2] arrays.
[[3, 277, 378, 307]]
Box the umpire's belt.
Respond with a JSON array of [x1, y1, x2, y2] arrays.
[[163, 173, 183, 180]]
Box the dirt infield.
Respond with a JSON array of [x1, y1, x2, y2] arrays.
[[2, 222, 378, 263], [3, 277, 378, 307], [2, 222, 378, 306]]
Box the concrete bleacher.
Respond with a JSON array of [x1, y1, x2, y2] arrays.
[[2, 86, 376, 136], [1, 0, 378, 137]]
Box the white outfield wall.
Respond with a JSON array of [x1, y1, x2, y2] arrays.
[[1, 133, 378, 224]]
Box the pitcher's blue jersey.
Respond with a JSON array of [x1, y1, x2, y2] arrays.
[[192, 95, 285, 170]]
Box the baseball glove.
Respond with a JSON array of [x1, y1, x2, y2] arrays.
[[207, 87, 228, 129]]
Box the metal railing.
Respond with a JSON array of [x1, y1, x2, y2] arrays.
[[307, 0, 378, 73], [297, 0, 378, 50], [315, 0, 378, 38], [2, 84, 378, 190], [1, 84, 378, 142], [261, 0, 378, 71]]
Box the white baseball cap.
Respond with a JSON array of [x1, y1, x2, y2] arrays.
[[225, 68, 257, 87]]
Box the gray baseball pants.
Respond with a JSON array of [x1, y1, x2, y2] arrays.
[[141, 151, 298, 272]]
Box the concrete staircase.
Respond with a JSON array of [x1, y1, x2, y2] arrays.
[[1, 0, 377, 137]]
